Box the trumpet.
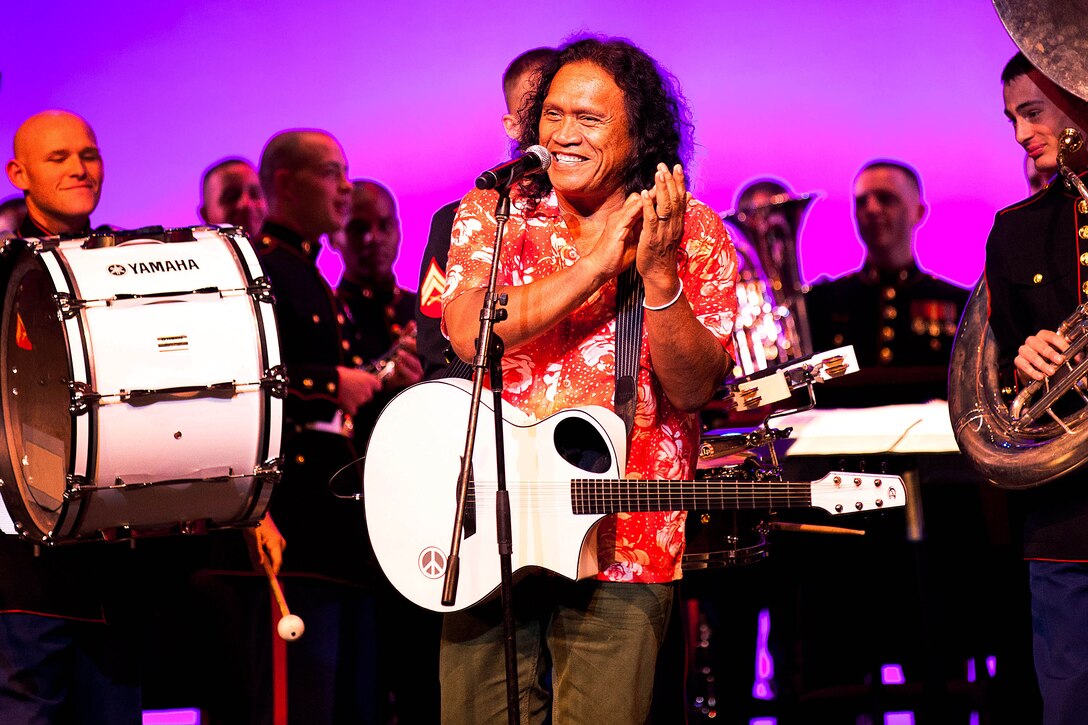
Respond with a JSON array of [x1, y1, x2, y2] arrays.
[[362, 323, 417, 382]]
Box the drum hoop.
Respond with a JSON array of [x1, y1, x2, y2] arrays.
[[221, 229, 283, 471], [40, 246, 99, 541], [0, 249, 91, 542], [210, 228, 281, 526]]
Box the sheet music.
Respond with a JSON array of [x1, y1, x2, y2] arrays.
[[780, 400, 959, 455]]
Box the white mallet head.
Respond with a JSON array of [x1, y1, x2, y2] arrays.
[[277, 614, 305, 641]]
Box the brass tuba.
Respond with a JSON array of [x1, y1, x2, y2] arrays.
[[949, 1, 1088, 489], [722, 185, 818, 377]]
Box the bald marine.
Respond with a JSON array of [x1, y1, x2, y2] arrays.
[[6, 110, 103, 234]]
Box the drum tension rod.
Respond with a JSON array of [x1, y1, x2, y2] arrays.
[[112, 287, 220, 302]]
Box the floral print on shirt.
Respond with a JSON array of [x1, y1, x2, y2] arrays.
[[442, 187, 738, 582]]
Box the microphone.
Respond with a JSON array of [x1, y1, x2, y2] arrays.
[[475, 145, 552, 191]]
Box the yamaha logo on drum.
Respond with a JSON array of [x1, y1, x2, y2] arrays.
[[109, 259, 202, 275]]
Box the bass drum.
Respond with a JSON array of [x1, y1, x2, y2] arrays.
[[0, 226, 284, 544]]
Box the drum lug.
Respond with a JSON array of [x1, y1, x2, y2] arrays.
[[249, 276, 275, 304], [53, 292, 86, 320], [256, 457, 283, 479], [262, 365, 288, 399], [64, 474, 93, 497], [68, 382, 101, 415]]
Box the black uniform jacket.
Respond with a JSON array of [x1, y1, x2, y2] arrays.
[[986, 171, 1088, 560], [256, 221, 376, 584], [338, 278, 415, 446], [805, 261, 969, 404]]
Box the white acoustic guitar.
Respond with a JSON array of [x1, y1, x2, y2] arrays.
[[363, 379, 904, 612]]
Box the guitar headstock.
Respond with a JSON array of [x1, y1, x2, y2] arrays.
[[809, 471, 904, 515]]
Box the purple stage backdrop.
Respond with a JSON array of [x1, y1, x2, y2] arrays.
[[2, 1, 1023, 290]]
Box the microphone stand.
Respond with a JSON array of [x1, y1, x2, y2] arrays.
[[442, 187, 520, 725]]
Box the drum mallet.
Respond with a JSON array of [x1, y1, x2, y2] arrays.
[[262, 558, 305, 641]]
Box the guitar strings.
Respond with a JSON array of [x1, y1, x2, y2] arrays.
[[427, 480, 885, 510]]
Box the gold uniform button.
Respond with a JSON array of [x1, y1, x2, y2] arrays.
[[1080, 226, 1088, 240], [337, 314, 345, 325], [1033, 273, 1044, 284], [832, 334, 844, 345], [326, 382, 337, 393], [1079, 200, 1088, 214], [882, 305, 898, 320], [312, 314, 321, 324], [1081, 253, 1088, 267], [295, 454, 305, 464], [880, 326, 895, 341], [929, 338, 941, 351], [882, 287, 896, 301], [912, 318, 926, 335], [352, 356, 363, 366], [879, 347, 893, 363], [302, 378, 314, 388], [1082, 281, 1088, 296], [341, 340, 351, 350], [302, 241, 313, 254]]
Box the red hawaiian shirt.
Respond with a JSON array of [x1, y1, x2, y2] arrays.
[[442, 187, 738, 582]]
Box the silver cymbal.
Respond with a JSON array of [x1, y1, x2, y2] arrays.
[[993, 0, 1088, 101]]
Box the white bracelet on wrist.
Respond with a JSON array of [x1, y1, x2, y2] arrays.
[[642, 280, 684, 311]]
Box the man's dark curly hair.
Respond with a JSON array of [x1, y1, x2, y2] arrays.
[[515, 35, 694, 204]]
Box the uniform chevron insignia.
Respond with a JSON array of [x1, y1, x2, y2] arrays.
[[419, 258, 447, 319]]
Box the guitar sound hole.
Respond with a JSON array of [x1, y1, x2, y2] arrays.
[[553, 417, 611, 473]]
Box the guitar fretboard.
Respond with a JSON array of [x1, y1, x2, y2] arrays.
[[570, 479, 813, 515]]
